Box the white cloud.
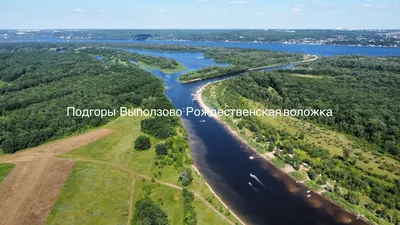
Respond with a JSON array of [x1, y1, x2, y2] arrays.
[[75, 8, 84, 12], [157, 9, 165, 13], [55, 8, 59, 11], [363, 4, 373, 8], [227, 1, 250, 4], [292, 8, 301, 12], [256, 12, 265, 15], [193, 0, 208, 2], [98, 9, 107, 13]]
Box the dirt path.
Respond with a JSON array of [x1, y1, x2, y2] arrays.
[[126, 176, 136, 225], [0, 129, 115, 225], [0, 127, 235, 225], [67, 157, 236, 225]]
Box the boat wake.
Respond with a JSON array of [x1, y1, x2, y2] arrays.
[[248, 182, 260, 192], [250, 173, 266, 188]]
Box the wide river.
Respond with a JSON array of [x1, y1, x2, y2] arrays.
[[26, 39, 400, 224], [126, 47, 381, 225], [126, 42, 399, 225]]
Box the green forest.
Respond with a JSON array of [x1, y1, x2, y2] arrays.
[[179, 65, 245, 83], [0, 44, 177, 154], [179, 48, 303, 82], [203, 56, 400, 224]]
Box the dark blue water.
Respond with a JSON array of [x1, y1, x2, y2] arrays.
[[7, 39, 378, 224], [8, 38, 400, 56], [131, 50, 368, 225]]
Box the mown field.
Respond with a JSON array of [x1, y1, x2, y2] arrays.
[[48, 113, 238, 225]]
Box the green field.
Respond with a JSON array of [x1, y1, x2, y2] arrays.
[[48, 113, 239, 225], [0, 163, 14, 182], [132, 179, 231, 225], [47, 162, 132, 225]]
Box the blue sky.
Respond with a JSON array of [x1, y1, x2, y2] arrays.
[[1, 0, 399, 29]]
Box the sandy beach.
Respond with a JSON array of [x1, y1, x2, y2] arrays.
[[196, 81, 369, 225], [196, 83, 290, 169]]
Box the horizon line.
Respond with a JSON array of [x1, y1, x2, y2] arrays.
[[1, 28, 400, 31]]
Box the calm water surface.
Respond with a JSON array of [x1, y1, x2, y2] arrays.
[[18, 38, 400, 56], [9, 39, 383, 224], [127, 49, 370, 225]]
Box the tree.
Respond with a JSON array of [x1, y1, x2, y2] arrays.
[[182, 188, 197, 225], [307, 170, 318, 181], [179, 168, 193, 186], [155, 143, 168, 156], [343, 147, 352, 161], [135, 136, 151, 151], [132, 197, 169, 225], [344, 191, 360, 205]]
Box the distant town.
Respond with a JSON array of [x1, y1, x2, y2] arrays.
[[1, 29, 399, 47]]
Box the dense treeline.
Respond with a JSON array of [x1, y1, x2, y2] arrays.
[[178, 47, 302, 82], [0, 44, 176, 154], [205, 55, 400, 224], [275, 56, 400, 158], [179, 65, 245, 83], [207, 81, 399, 224], [79, 47, 183, 71], [141, 117, 177, 139], [203, 48, 303, 68], [131, 52, 179, 70], [223, 56, 400, 158]]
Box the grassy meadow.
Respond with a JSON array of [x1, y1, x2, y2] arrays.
[[0, 163, 14, 182], [47, 113, 240, 225]]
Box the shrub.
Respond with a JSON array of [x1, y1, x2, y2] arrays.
[[135, 136, 151, 151], [132, 197, 168, 225], [155, 143, 168, 156], [179, 168, 193, 186]]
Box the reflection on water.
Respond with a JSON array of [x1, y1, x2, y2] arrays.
[[131, 49, 368, 225]]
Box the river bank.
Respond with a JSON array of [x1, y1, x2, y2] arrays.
[[192, 165, 246, 225], [196, 82, 370, 225], [122, 47, 376, 224]]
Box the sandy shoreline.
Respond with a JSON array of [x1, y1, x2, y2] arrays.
[[196, 83, 276, 165], [194, 56, 319, 155], [195, 81, 370, 225], [192, 165, 246, 225]]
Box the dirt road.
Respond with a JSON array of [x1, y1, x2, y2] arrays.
[[0, 129, 115, 225]]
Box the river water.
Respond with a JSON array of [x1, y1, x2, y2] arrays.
[[14, 39, 396, 224], [31, 38, 400, 56], [126, 48, 374, 225]]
